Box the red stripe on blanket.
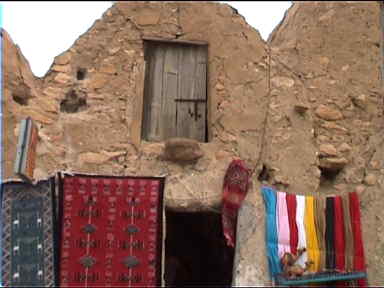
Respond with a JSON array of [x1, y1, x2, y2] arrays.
[[349, 191, 367, 287], [286, 193, 298, 255]]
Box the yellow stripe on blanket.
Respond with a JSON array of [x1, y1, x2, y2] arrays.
[[305, 196, 320, 272]]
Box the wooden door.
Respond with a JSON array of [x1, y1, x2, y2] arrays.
[[142, 41, 207, 142]]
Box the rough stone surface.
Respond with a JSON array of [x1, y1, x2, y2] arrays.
[[315, 105, 343, 121], [164, 138, 204, 162], [319, 157, 348, 171], [339, 142, 352, 153], [2, 1, 384, 285], [319, 143, 338, 156], [294, 103, 309, 114], [364, 174, 377, 186]]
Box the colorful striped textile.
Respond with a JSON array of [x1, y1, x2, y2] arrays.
[[261, 187, 367, 285]]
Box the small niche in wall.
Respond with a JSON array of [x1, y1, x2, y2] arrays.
[[12, 92, 29, 106], [319, 166, 340, 186], [76, 68, 87, 80], [60, 89, 87, 113]]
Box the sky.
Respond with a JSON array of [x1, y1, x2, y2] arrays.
[[0, 1, 292, 77]]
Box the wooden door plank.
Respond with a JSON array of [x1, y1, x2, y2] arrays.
[[147, 44, 166, 141], [132, 60, 146, 147], [176, 45, 207, 141], [194, 46, 207, 141], [160, 45, 179, 140], [181, 46, 197, 100], [176, 45, 196, 138], [193, 61, 207, 141], [142, 44, 154, 140]]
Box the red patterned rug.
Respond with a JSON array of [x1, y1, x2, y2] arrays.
[[57, 174, 165, 287], [222, 159, 251, 248]]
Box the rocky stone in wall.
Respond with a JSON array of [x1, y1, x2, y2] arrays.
[[164, 138, 204, 162], [315, 105, 343, 121]]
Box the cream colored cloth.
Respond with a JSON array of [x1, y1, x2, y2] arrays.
[[295, 195, 308, 267]]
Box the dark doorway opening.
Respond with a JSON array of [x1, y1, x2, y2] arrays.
[[164, 211, 234, 287]]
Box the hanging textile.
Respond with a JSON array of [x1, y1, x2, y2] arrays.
[[304, 196, 320, 272], [325, 197, 336, 270], [314, 195, 326, 272], [276, 191, 291, 258], [263, 187, 368, 286], [286, 193, 298, 255], [349, 191, 367, 287], [341, 194, 354, 272], [13, 117, 39, 182], [334, 196, 345, 271], [58, 174, 165, 287], [334, 195, 347, 288], [222, 159, 250, 248], [261, 186, 282, 279], [1, 179, 57, 287], [295, 195, 308, 268]]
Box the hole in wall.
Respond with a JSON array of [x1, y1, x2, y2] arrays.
[[76, 68, 87, 80], [165, 210, 234, 287], [60, 89, 87, 113], [12, 93, 29, 106], [258, 164, 271, 182], [319, 166, 340, 185]]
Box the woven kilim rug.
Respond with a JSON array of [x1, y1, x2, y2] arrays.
[[58, 173, 165, 287], [1, 178, 57, 287]]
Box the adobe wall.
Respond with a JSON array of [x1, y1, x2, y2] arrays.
[[234, 2, 384, 285], [3, 2, 269, 212]]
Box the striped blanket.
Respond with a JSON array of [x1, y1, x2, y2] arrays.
[[262, 186, 367, 286]]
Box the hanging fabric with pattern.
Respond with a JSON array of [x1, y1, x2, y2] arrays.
[[261, 186, 282, 279], [58, 173, 165, 287], [221, 159, 251, 248], [1, 178, 57, 287]]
